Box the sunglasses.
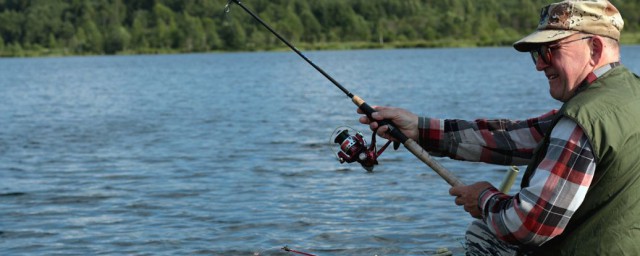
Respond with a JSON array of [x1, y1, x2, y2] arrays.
[[529, 36, 593, 65]]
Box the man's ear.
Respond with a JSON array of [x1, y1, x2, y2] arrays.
[[590, 36, 604, 65]]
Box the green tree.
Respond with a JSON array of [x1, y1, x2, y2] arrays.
[[152, 3, 178, 48], [178, 12, 207, 52], [0, 10, 23, 45], [202, 17, 223, 50], [278, 6, 304, 43], [47, 33, 57, 48], [220, 21, 246, 50], [104, 25, 131, 54], [80, 19, 104, 53], [70, 27, 87, 53], [299, 9, 322, 43], [7, 42, 24, 56], [131, 10, 151, 50]]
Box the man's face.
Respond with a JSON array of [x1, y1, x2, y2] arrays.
[[532, 35, 593, 102]]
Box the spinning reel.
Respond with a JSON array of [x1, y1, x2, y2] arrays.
[[330, 127, 393, 172]]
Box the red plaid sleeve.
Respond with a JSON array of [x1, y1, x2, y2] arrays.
[[480, 118, 596, 245], [418, 110, 558, 165], [419, 112, 596, 245]]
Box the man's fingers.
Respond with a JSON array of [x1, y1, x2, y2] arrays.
[[358, 116, 370, 125], [371, 111, 386, 121], [455, 196, 464, 206], [449, 186, 460, 196]]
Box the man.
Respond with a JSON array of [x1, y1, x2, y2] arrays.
[[359, 0, 640, 255]]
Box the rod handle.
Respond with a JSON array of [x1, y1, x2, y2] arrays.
[[352, 95, 464, 187], [404, 140, 465, 187], [352, 96, 408, 144]]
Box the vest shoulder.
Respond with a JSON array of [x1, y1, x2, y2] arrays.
[[563, 67, 640, 119]]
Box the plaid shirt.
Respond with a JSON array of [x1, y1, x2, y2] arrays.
[[418, 111, 596, 245]]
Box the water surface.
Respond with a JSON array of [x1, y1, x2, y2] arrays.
[[1, 46, 639, 255]]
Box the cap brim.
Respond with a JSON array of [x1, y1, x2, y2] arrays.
[[513, 30, 579, 52]]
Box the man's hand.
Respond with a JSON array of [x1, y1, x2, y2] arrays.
[[357, 106, 419, 142], [449, 181, 495, 219]]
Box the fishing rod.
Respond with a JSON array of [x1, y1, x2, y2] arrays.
[[225, 0, 463, 187]]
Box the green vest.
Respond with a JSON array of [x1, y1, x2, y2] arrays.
[[521, 66, 640, 256]]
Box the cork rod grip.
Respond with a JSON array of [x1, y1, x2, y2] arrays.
[[404, 140, 465, 187]]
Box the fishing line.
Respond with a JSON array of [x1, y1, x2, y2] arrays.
[[224, 0, 464, 187]]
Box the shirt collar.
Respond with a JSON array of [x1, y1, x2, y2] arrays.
[[584, 62, 621, 85], [576, 62, 621, 93]]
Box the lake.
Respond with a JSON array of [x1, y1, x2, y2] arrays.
[[1, 46, 639, 255]]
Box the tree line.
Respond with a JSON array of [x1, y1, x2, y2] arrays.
[[0, 0, 638, 57]]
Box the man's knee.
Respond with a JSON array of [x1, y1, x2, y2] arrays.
[[465, 220, 519, 256]]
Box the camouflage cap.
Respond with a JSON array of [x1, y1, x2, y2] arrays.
[[513, 0, 624, 52]]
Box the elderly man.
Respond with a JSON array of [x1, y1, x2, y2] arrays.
[[359, 0, 640, 255]]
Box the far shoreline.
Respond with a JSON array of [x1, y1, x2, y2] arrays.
[[2, 33, 639, 58]]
